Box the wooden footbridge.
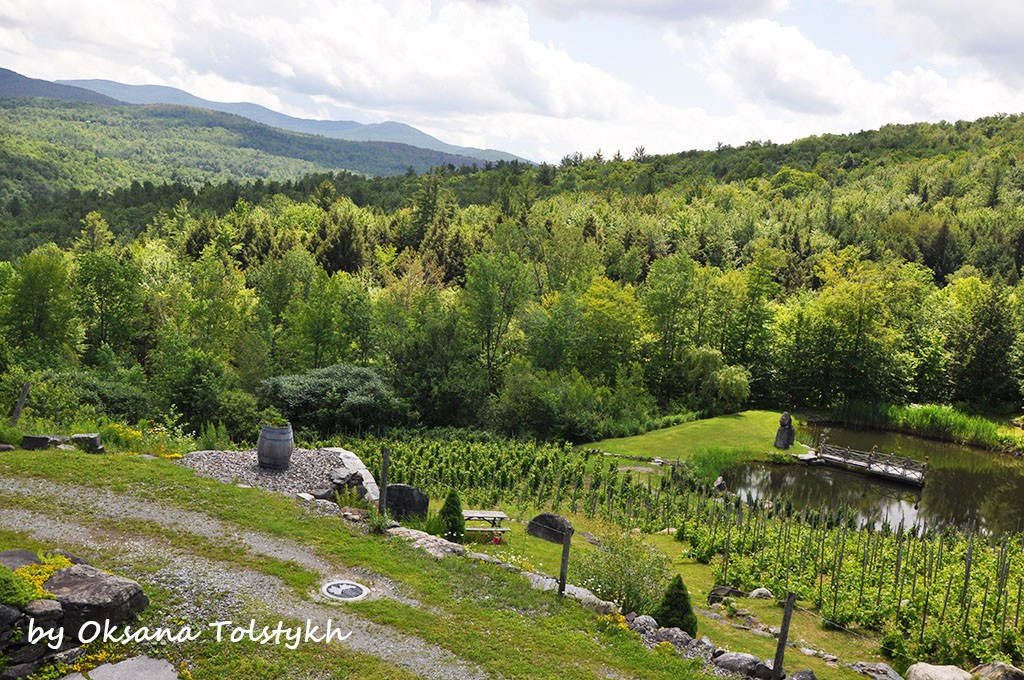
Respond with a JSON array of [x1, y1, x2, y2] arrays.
[[796, 444, 926, 487]]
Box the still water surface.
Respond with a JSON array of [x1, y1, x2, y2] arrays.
[[722, 424, 1024, 534]]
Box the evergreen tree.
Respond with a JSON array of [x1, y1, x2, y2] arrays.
[[439, 489, 465, 544], [654, 574, 697, 636]]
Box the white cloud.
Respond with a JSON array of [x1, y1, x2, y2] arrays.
[[701, 20, 865, 115], [847, 0, 1024, 84], [525, 0, 787, 22]]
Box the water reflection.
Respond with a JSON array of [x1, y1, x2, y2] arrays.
[[723, 424, 1024, 534]]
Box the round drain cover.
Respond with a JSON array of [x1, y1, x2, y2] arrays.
[[321, 580, 370, 602]]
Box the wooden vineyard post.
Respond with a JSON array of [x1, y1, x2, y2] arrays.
[[558, 527, 574, 596], [378, 447, 390, 515], [772, 591, 796, 680]]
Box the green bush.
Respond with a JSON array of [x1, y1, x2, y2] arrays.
[[258, 363, 406, 435], [574, 532, 671, 615], [654, 574, 698, 636], [438, 489, 465, 544], [0, 565, 38, 608]]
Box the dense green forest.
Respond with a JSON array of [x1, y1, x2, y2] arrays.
[[0, 97, 486, 204], [3, 111, 1024, 444]]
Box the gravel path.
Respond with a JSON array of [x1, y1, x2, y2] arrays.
[[0, 474, 492, 680]]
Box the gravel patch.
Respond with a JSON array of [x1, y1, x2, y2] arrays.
[[180, 448, 345, 498]]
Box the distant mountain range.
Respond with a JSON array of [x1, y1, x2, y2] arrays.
[[57, 78, 526, 164]]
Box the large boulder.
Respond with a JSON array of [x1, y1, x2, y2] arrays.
[[749, 587, 774, 599], [43, 564, 149, 632], [906, 664, 971, 680], [385, 484, 429, 521], [527, 513, 573, 544], [323, 447, 379, 504], [0, 549, 41, 571], [971, 663, 1024, 680]]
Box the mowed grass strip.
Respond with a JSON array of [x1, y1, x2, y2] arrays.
[[584, 410, 785, 462]]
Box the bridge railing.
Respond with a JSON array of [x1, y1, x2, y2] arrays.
[[819, 444, 927, 475]]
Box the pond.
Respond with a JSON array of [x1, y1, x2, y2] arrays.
[[722, 423, 1024, 534]]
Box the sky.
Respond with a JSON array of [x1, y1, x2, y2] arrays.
[[2, 0, 1024, 163]]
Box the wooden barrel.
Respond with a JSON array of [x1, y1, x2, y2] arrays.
[[257, 425, 293, 470]]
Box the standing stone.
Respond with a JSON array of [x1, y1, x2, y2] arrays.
[[385, 484, 429, 520], [527, 513, 573, 544], [774, 411, 796, 449]]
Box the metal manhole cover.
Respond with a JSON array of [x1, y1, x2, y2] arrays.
[[321, 580, 370, 602]]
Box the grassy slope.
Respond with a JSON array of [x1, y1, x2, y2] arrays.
[[585, 411, 783, 461], [0, 451, 702, 680]]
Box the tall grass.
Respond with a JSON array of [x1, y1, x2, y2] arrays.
[[689, 447, 753, 483], [829, 401, 1019, 451]]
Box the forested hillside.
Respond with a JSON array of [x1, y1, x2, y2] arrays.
[[0, 97, 487, 204], [2, 112, 1024, 444]]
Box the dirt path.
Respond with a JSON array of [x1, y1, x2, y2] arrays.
[[0, 475, 492, 680]]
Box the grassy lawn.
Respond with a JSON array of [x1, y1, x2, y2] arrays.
[[585, 410, 784, 461]]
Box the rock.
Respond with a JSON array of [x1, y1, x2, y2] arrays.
[[708, 585, 746, 604], [791, 671, 818, 680], [527, 512, 573, 544], [906, 663, 971, 680], [0, 444, 14, 452], [386, 527, 465, 559], [323, 447, 380, 504], [56, 444, 77, 451], [43, 564, 149, 632], [87, 655, 180, 680], [629, 614, 658, 632], [970, 663, 1024, 680], [19, 435, 57, 450], [0, 549, 41, 571], [7, 642, 50, 665], [0, 603, 20, 627], [71, 433, 104, 453], [0, 662, 42, 680], [385, 484, 429, 521], [652, 626, 692, 648], [749, 587, 774, 599], [850, 662, 904, 680], [44, 549, 90, 565], [714, 651, 762, 676], [295, 492, 315, 501], [23, 598, 62, 621], [713, 476, 728, 492], [755, 660, 781, 680], [310, 487, 337, 501]]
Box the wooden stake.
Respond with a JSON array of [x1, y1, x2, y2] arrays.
[[558, 527, 573, 596], [771, 592, 796, 680], [378, 447, 390, 515]]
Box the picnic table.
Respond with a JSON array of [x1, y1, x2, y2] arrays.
[[462, 510, 511, 534]]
